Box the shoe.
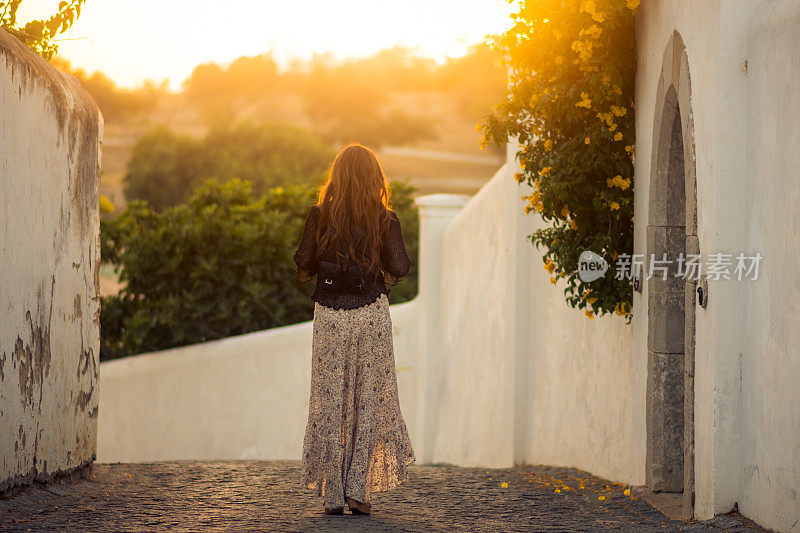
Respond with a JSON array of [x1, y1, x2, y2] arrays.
[[323, 507, 344, 515], [346, 497, 371, 515]]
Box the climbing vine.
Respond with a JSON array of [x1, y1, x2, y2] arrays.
[[481, 0, 638, 320], [1, 0, 85, 60]]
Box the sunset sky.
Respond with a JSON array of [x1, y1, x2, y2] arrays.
[[17, 0, 514, 89]]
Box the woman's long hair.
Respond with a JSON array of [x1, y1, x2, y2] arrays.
[[315, 143, 393, 276]]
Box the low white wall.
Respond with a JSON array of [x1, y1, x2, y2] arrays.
[[97, 300, 419, 462], [1, 30, 102, 492], [427, 153, 640, 483]]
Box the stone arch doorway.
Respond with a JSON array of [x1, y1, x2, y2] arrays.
[[645, 31, 698, 520]]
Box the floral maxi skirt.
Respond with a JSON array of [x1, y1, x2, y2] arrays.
[[300, 294, 416, 509]]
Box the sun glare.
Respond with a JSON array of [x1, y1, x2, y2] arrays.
[[15, 0, 514, 88]]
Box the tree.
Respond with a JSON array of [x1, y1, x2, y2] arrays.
[[124, 126, 208, 211], [101, 180, 317, 359], [481, 0, 638, 320], [184, 54, 283, 126], [51, 57, 167, 123], [124, 123, 334, 210]]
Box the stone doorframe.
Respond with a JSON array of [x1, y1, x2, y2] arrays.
[[645, 31, 698, 520]]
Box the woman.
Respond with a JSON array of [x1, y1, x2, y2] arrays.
[[293, 143, 416, 516]]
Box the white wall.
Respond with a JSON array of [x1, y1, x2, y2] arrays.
[[741, 2, 800, 530], [636, 1, 800, 529], [97, 301, 419, 462], [0, 30, 102, 492], [424, 154, 640, 483]]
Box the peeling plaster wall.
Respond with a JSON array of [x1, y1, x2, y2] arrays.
[[0, 29, 101, 493]]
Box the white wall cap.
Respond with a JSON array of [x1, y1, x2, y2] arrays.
[[414, 194, 472, 209]]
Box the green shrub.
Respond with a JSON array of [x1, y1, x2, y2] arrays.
[[101, 179, 419, 360], [123, 126, 208, 211]]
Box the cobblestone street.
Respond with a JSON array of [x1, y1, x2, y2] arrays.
[[0, 461, 765, 532]]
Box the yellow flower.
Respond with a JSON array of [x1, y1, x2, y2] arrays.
[[501, 482, 508, 488], [575, 92, 592, 109], [607, 174, 628, 189], [626, 0, 640, 11], [99, 194, 115, 214], [544, 139, 553, 151], [625, 145, 634, 154], [609, 123, 618, 132], [587, 297, 598, 304], [624, 488, 632, 496], [550, 276, 557, 285], [555, 488, 561, 493], [611, 105, 627, 117], [597, 112, 613, 126], [584, 137, 591, 144], [601, 73, 611, 86], [581, 0, 597, 14], [614, 132, 623, 141], [514, 172, 524, 183], [605, 175, 632, 191], [581, 0, 605, 22], [545, 260, 556, 274], [581, 24, 602, 39], [561, 205, 570, 218], [534, 201, 544, 213], [585, 309, 594, 319], [611, 85, 622, 96], [540, 166, 553, 177], [571, 40, 594, 62], [610, 201, 620, 211], [598, 495, 606, 501]]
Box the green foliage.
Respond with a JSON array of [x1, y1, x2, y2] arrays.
[[386, 180, 419, 304], [481, 0, 637, 320], [124, 123, 334, 211], [101, 179, 419, 359], [101, 180, 315, 359], [1, 0, 85, 59]]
